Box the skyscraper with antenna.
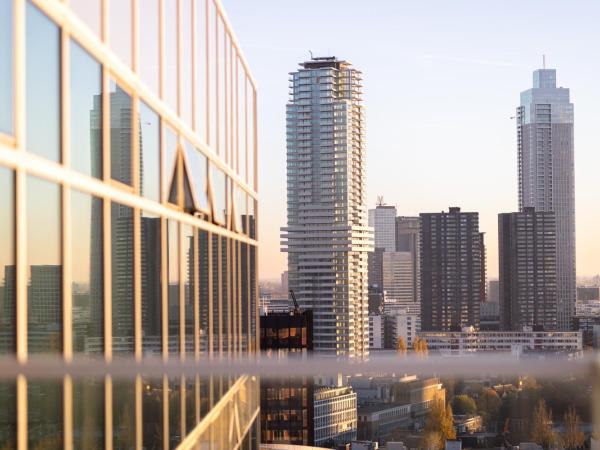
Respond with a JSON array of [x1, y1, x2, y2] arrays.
[[516, 63, 575, 330]]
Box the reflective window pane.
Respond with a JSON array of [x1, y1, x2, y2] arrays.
[[240, 242, 248, 352], [27, 176, 61, 353], [248, 198, 256, 239], [237, 62, 247, 182], [139, 0, 159, 94], [70, 0, 101, 37], [70, 40, 102, 178], [184, 143, 208, 211], [28, 381, 63, 449], [247, 80, 256, 190], [140, 101, 160, 202], [221, 237, 229, 352], [183, 225, 194, 354], [212, 235, 219, 353], [165, 126, 177, 203], [0, 383, 16, 449], [0, 0, 13, 135], [71, 189, 104, 355], [250, 244, 257, 349], [210, 164, 226, 225], [110, 80, 133, 185], [113, 381, 135, 449], [182, 0, 193, 126], [142, 378, 164, 449], [26, 2, 60, 161], [73, 379, 104, 449], [217, 18, 226, 157], [198, 230, 209, 355], [112, 201, 134, 354], [0, 168, 14, 354], [234, 185, 246, 234], [169, 378, 182, 449], [168, 220, 180, 356], [195, 0, 207, 141], [165, 0, 177, 111], [208, 1, 217, 148], [109, 0, 132, 68], [141, 211, 162, 355]]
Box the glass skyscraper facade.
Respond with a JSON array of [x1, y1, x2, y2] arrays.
[[0, 0, 258, 448], [517, 67, 575, 330]]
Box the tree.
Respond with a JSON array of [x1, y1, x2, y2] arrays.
[[413, 336, 429, 356], [421, 399, 456, 450], [561, 405, 584, 450], [396, 336, 408, 354], [476, 388, 501, 429], [452, 394, 477, 415], [531, 399, 556, 450]]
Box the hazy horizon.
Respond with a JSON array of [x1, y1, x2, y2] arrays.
[[223, 0, 600, 281]]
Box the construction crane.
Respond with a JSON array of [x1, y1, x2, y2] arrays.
[[289, 290, 301, 314]]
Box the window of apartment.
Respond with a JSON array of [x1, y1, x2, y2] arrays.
[[0, 168, 14, 354]]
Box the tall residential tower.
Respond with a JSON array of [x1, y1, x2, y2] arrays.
[[517, 66, 575, 330], [282, 56, 372, 357]]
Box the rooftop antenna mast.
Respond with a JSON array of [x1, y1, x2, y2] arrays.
[[309, 50, 314, 60], [377, 195, 385, 206], [543, 54, 546, 69]]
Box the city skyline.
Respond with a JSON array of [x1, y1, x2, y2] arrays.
[[223, 0, 600, 281]]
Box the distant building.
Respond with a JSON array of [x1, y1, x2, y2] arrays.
[[369, 202, 397, 252], [369, 314, 385, 349], [420, 207, 483, 331], [487, 280, 499, 303], [355, 377, 445, 442], [419, 328, 582, 355], [260, 309, 314, 445], [453, 414, 483, 434], [573, 301, 600, 347], [498, 208, 557, 331], [313, 385, 358, 447], [395, 216, 420, 304], [368, 248, 385, 291], [281, 271, 289, 294], [517, 66, 576, 330], [283, 56, 371, 357], [479, 301, 500, 331], [577, 286, 599, 302], [382, 252, 415, 304], [383, 306, 421, 349]]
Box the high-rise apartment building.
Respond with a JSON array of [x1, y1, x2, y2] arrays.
[[420, 207, 483, 331], [395, 216, 421, 304], [369, 202, 397, 252], [498, 208, 557, 331], [517, 66, 575, 330], [282, 56, 372, 357], [0, 0, 258, 447]]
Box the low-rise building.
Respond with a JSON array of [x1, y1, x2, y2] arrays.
[[419, 327, 582, 355], [313, 385, 358, 447], [453, 414, 483, 434], [355, 377, 445, 442]]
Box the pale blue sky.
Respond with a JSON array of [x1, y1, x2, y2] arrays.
[[222, 0, 600, 280]]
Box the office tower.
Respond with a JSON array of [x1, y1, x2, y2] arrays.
[[420, 207, 482, 331], [283, 56, 371, 357], [0, 0, 259, 447], [498, 208, 557, 331], [517, 66, 575, 330], [382, 251, 415, 303], [313, 384, 358, 446], [395, 216, 421, 304], [369, 201, 397, 252], [368, 247, 384, 291], [577, 286, 600, 301]]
